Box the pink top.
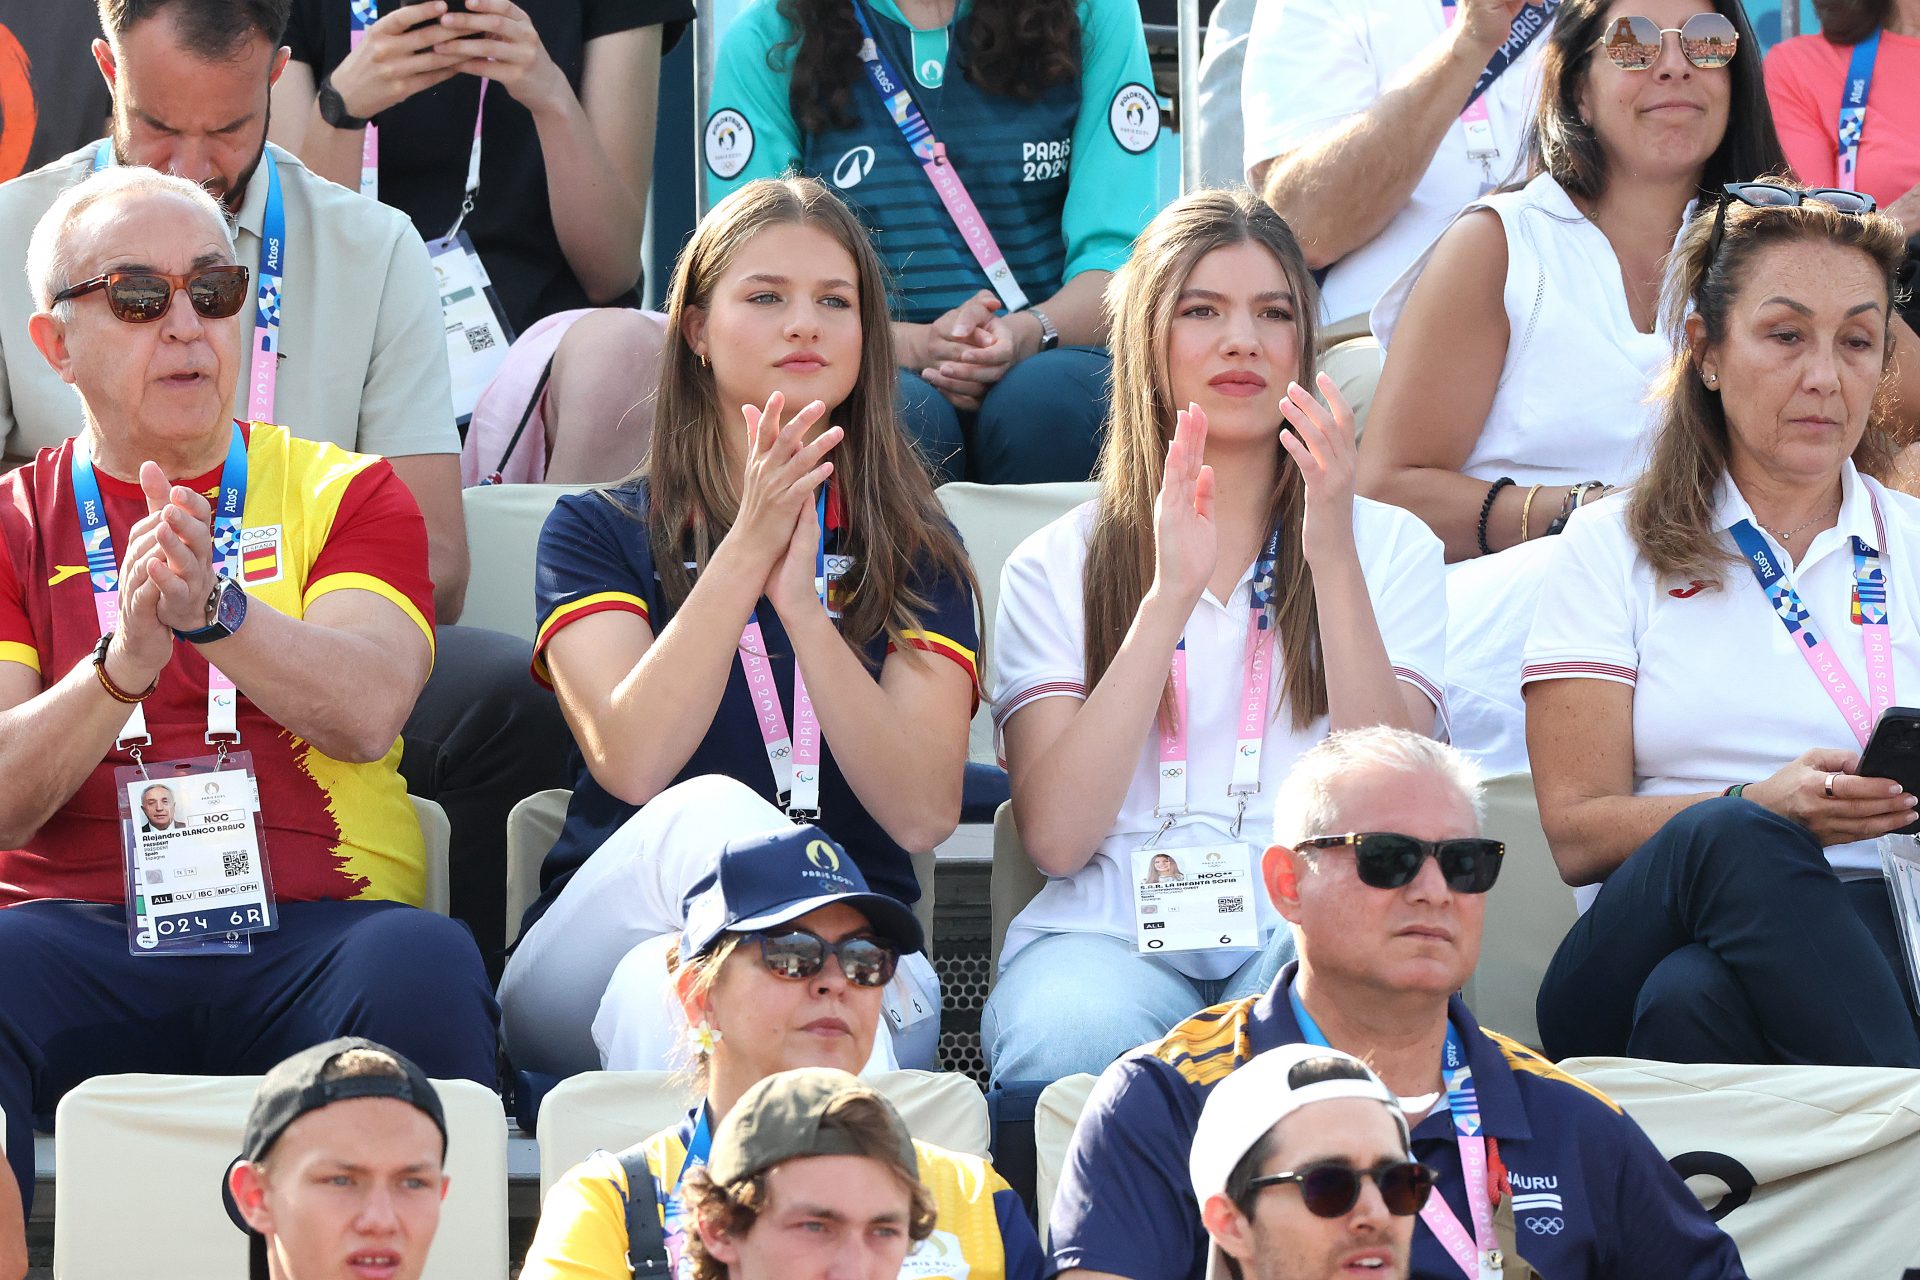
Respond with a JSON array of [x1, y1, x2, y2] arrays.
[[1765, 30, 1920, 209]]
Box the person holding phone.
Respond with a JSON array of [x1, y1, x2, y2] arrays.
[[272, 0, 690, 336], [1523, 181, 1920, 1068]]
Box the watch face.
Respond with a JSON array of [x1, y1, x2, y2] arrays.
[[214, 579, 247, 630]]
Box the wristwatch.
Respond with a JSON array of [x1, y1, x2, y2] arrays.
[[174, 576, 249, 644], [1029, 307, 1060, 352], [317, 74, 370, 131]]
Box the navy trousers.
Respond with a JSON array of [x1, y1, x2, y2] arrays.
[[898, 346, 1111, 486], [1537, 797, 1920, 1067], [0, 899, 499, 1212]]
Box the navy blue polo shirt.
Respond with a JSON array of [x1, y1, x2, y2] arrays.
[[1049, 964, 1747, 1280], [522, 481, 979, 934]]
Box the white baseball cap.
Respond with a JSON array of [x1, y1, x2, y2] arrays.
[[1189, 1043, 1416, 1280]]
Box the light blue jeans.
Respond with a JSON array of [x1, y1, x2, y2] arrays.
[[981, 927, 1298, 1087]]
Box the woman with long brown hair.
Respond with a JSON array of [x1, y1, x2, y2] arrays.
[[982, 189, 1447, 1086], [498, 177, 980, 1078], [1524, 181, 1920, 1067]]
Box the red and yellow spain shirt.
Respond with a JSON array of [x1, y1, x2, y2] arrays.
[[0, 422, 435, 907]]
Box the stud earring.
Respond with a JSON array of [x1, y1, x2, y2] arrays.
[[1704, 373, 1719, 387]]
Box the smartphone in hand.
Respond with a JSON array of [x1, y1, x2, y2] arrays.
[[1857, 706, 1920, 836]]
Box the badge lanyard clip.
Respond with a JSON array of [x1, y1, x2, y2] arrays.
[[1441, 1, 1501, 180], [739, 488, 834, 821], [1156, 529, 1282, 833]]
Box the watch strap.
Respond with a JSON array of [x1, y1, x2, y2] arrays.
[[174, 577, 247, 644], [317, 74, 371, 130], [1030, 307, 1060, 352]]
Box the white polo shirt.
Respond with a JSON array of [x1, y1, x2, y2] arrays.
[[991, 497, 1447, 974], [0, 142, 456, 462], [1241, 0, 1546, 325], [1523, 465, 1920, 902]]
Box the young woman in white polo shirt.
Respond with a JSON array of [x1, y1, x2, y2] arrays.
[[1524, 186, 1920, 1067], [982, 189, 1447, 1086], [1357, 0, 1787, 774]]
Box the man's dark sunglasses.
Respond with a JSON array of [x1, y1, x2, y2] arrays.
[[1295, 832, 1504, 894], [52, 265, 251, 324], [748, 928, 899, 988], [1248, 1159, 1437, 1218], [1705, 182, 1878, 267]]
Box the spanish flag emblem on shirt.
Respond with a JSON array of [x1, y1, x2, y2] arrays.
[[239, 525, 283, 585]]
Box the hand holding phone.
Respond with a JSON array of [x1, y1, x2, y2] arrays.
[[1858, 708, 1920, 836], [329, 1, 470, 120]]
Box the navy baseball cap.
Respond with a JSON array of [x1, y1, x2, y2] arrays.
[[680, 825, 924, 962]]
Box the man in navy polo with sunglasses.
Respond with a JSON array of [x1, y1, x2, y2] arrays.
[[1050, 726, 1744, 1280]]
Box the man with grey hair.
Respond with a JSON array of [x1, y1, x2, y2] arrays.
[[1049, 726, 1745, 1280], [0, 0, 573, 977], [0, 166, 497, 1244]]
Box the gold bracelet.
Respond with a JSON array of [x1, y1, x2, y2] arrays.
[[1520, 484, 1544, 543]]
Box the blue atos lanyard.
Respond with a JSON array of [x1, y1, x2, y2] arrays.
[[71, 425, 250, 753], [660, 1108, 715, 1279], [1293, 988, 1502, 1279], [1837, 30, 1881, 193], [91, 143, 286, 422]]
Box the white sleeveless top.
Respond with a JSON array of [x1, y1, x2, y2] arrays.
[[1373, 172, 1682, 486], [1372, 173, 1690, 776]]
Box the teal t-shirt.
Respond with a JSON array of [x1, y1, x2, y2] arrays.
[[704, 0, 1159, 323]]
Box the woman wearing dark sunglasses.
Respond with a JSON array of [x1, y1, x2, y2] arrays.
[[1359, 0, 1784, 776], [520, 826, 1046, 1280], [1525, 183, 1920, 1068]]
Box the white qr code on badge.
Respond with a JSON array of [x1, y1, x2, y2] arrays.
[[223, 850, 250, 878], [463, 325, 496, 354], [1217, 896, 1244, 913]]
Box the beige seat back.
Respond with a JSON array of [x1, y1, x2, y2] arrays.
[[536, 1069, 992, 1196], [1033, 1072, 1100, 1247], [53, 1074, 507, 1279], [1318, 336, 1384, 442], [1562, 1057, 1920, 1277], [990, 801, 1045, 976], [1462, 773, 1573, 1050], [934, 482, 1097, 765], [411, 794, 452, 918], [458, 482, 592, 643]]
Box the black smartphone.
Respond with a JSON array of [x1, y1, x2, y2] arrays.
[[380, 0, 468, 26], [1857, 706, 1920, 835]]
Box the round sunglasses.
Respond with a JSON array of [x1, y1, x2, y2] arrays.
[[1294, 832, 1505, 894], [1597, 12, 1739, 70], [1247, 1159, 1436, 1219], [52, 265, 252, 325], [747, 928, 899, 988]]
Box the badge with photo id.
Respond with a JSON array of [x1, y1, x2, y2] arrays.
[[427, 230, 514, 428], [117, 754, 277, 956], [1131, 841, 1258, 954]]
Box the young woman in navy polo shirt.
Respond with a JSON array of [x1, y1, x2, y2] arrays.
[[498, 177, 980, 1077]]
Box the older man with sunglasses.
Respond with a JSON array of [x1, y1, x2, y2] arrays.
[[0, 166, 498, 1239], [1049, 726, 1744, 1280]]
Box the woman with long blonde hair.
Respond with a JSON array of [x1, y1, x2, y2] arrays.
[[983, 189, 1448, 1085], [498, 177, 980, 1078]]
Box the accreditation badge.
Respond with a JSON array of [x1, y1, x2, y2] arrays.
[[117, 754, 277, 956], [1131, 838, 1257, 954], [427, 230, 515, 428]]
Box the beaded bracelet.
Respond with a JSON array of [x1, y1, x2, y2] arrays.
[[1476, 477, 1515, 556]]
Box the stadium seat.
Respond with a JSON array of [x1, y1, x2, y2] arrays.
[[1033, 1072, 1100, 1246], [411, 794, 452, 918], [52, 1073, 508, 1279], [990, 801, 1045, 977], [1319, 336, 1384, 441], [458, 482, 591, 643], [535, 1068, 993, 1195], [1461, 773, 1573, 1051], [934, 481, 1096, 766], [1561, 1057, 1920, 1276], [502, 788, 939, 953]]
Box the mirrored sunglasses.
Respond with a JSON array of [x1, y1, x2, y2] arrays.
[[1598, 12, 1739, 70], [52, 265, 251, 324], [749, 928, 899, 988]]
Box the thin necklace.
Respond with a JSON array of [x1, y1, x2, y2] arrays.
[[1759, 496, 1841, 543]]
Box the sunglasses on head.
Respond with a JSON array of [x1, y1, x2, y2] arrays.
[[747, 928, 899, 988], [1295, 832, 1504, 894], [1705, 181, 1879, 266], [1247, 1159, 1436, 1219], [1596, 12, 1739, 70], [51, 265, 251, 324]]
